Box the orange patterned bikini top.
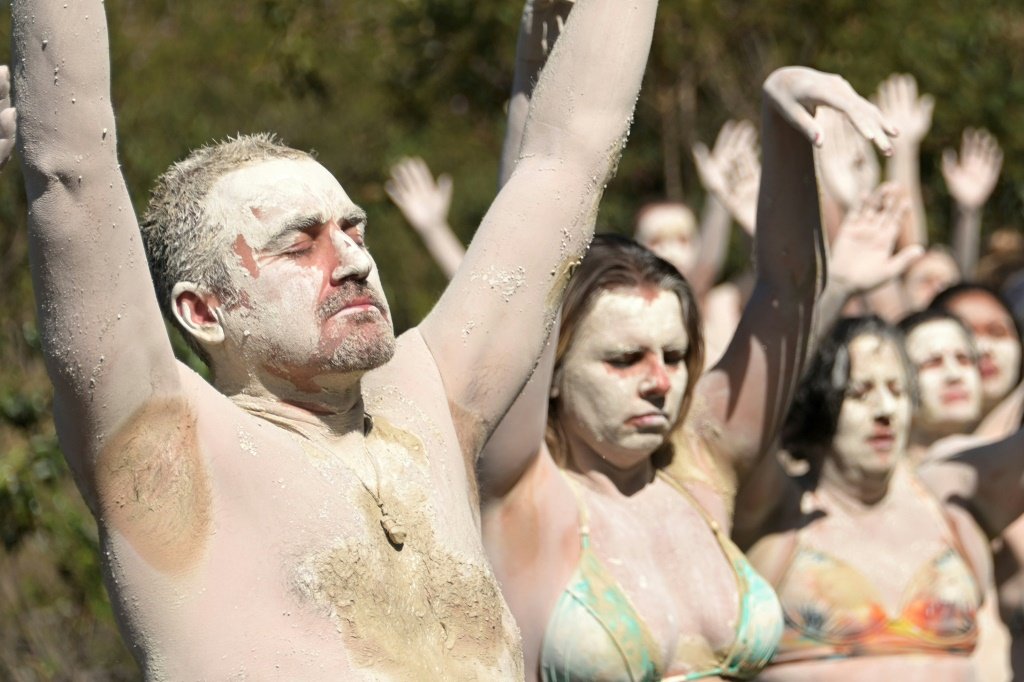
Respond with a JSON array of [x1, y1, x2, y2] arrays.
[[773, 476, 981, 663]]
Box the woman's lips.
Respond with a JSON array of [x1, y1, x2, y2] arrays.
[[867, 432, 895, 452], [941, 388, 970, 404], [628, 413, 669, 429], [979, 358, 999, 380]]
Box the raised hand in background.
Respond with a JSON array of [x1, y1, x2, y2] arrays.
[[815, 105, 881, 213], [943, 128, 1003, 211], [693, 119, 760, 236], [831, 182, 922, 295], [876, 73, 933, 147], [943, 128, 1004, 277], [875, 73, 934, 248], [385, 156, 464, 279]]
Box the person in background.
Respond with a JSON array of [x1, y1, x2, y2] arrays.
[[481, 65, 898, 681], [898, 309, 983, 465], [739, 316, 1020, 681], [930, 283, 1024, 678]]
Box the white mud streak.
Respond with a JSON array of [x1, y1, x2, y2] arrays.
[[471, 265, 527, 303]]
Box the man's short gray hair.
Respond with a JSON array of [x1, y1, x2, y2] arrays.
[[140, 133, 312, 362]]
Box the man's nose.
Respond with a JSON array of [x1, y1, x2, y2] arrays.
[[329, 224, 371, 283]]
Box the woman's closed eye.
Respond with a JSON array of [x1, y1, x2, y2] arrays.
[[663, 349, 685, 366], [846, 383, 871, 400], [605, 351, 644, 368]]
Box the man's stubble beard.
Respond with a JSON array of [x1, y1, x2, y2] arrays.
[[324, 311, 397, 374]]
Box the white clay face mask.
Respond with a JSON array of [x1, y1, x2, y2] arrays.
[[831, 335, 911, 480], [981, 334, 1023, 402], [904, 320, 981, 430], [945, 292, 1022, 407], [557, 287, 689, 470], [207, 157, 363, 251], [635, 205, 699, 276], [205, 158, 394, 385]]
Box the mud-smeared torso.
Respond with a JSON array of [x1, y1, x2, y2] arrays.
[[92, 331, 523, 680], [291, 417, 521, 679]]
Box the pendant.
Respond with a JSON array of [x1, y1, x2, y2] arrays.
[[380, 512, 407, 548]]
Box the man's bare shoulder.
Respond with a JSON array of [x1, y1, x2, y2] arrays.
[[362, 328, 457, 444], [366, 327, 442, 384], [361, 328, 478, 506]]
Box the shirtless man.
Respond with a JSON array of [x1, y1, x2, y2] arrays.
[[10, 0, 658, 677]]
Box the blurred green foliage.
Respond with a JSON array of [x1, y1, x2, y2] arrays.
[[1, 0, 1023, 675]]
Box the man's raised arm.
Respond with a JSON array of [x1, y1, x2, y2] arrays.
[[418, 0, 658, 460], [12, 1, 181, 485]]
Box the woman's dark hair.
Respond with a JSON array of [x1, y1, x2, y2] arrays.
[[782, 316, 917, 464], [547, 234, 704, 470], [930, 282, 1024, 385]]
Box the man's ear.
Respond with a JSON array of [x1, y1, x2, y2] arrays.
[[172, 282, 225, 346]]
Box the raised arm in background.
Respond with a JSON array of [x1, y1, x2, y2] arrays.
[[815, 104, 881, 232], [816, 182, 921, 346], [943, 128, 1003, 278], [875, 73, 933, 248], [385, 156, 465, 279], [418, 0, 658, 461], [690, 119, 760, 298], [477, 0, 573, 494], [680, 70, 897, 497], [498, 0, 576, 187], [732, 181, 919, 543], [0, 68, 14, 168]]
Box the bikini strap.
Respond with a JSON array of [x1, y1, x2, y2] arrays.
[[656, 472, 774, 675]]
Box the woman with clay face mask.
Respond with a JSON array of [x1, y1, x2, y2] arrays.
[[479, 64, 898, 680], [898, 309, 983, 465], [738, 316, 1023, 681], [929, 286, 1024, 676], [932, 284, 1024, 430]]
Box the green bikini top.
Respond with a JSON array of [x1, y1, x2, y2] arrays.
[[540, 472, 783, 681]]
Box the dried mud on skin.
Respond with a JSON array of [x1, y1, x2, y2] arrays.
[[293, 418, 523, 679]]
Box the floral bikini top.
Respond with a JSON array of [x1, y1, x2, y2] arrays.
[[773, 475, 981, 663], [540, 472, 784, 681]]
